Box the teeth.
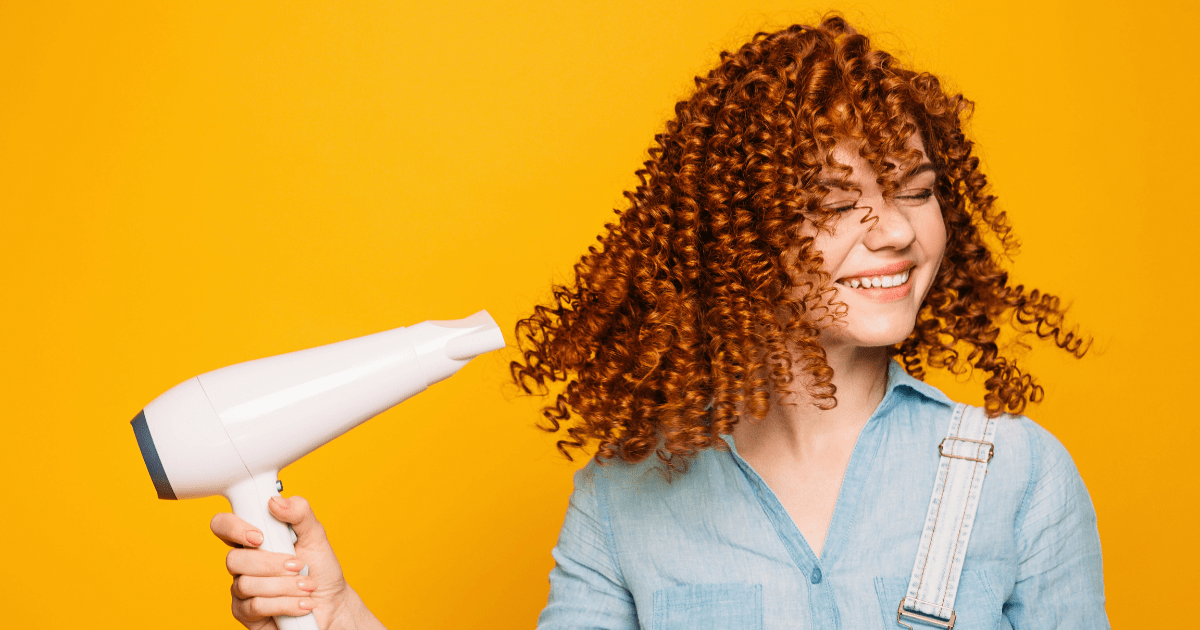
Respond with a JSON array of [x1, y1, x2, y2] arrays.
[[837, 269, 911, 289]]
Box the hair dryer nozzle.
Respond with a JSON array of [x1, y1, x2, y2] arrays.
[[412, 310, 506, 385]]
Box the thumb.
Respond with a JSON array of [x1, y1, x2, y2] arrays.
[[268, 495, 328, 547]]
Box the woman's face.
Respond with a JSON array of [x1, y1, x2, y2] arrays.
[[803, 133, 947, 351]]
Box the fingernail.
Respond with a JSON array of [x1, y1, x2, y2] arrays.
[[246, 531, 264, 546], [299, 599, 315, 610], [284, 559, 304, 572], [270, 496, 285, 506], [297, 579, 316, 592]]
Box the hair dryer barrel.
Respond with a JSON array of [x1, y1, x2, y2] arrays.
[[131, 310, 505, 501]]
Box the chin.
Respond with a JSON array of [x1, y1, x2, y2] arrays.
[[822, 319, 917, 350]]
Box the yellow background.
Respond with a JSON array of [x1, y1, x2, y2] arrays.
[[2, 1, 1196, 627]]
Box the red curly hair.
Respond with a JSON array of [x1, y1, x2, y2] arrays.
[[510, 15, 1087, 470]]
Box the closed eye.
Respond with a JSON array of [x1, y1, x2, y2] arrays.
[[893, 189, 934, 206], [821, 201, 860, 213], [819, 191, 864, 214]]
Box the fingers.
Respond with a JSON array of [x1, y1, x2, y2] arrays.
[[211, 512, 265, 549], [231, 574, 318, 599], [214, 495, 336, 627], [226, 551, 317, 621], [266, 496, 328, 548], [212, 494, 320, 550], [232, 593, 316, 622], [226, 548, 305, 577]]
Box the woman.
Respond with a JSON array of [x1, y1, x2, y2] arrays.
[[210, 16, 1107, 629]]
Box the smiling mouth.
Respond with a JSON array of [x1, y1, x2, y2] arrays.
[[836, 268, 911, 290]]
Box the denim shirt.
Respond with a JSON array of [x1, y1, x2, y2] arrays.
[[537, 361, 1108, 629]]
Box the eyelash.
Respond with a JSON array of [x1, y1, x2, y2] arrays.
[[896, 189, 935, 204]]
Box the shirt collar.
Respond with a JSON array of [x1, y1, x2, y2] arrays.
[[884, 359, 954, 409], [713, 359, 953, 440]]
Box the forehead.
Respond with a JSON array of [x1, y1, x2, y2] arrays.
[[824, 133, 929, 175]]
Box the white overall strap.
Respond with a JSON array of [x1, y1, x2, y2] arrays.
[[897, 403, 997, 630]]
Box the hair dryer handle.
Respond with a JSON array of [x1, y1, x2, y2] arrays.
[[225, 471, 319, 630]]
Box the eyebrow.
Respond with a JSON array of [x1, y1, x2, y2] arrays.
[[816, 158, 936, 190], [814, 162, 938, 191], [814, 177, 857, 191], [900, 162, 938, 182]]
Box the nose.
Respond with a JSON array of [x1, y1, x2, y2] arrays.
[[861, 198, 917, 251]]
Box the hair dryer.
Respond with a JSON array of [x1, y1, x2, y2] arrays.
[[131, 310, 505, 630]]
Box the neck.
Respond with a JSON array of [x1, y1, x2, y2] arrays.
[[731, 343, 891, 458]]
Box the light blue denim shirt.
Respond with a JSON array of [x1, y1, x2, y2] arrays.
[[537, 361, 1108, 629]]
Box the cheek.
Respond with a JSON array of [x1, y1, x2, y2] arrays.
[[919, 205, 948, 262], [809, 230, 856, 275], [914, 207, 947, 305], [786, 232, 851, 315]]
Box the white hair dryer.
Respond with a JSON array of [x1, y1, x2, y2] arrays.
[[131, 310, 505, 630]]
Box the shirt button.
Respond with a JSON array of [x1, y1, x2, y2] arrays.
[[810, 568, 823, 584]]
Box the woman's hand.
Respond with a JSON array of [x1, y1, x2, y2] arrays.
[[210, 496, 385, 630]]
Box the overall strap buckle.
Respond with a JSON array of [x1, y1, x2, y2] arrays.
[[938, 436, 994, 463], [897, 597, 956, 629]]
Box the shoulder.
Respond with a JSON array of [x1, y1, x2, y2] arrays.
[[990, 413, 1086, 489], [997, 413, 1072, 458], [899, 399, 1088, 521], [569, 445, 757, 545], [971, 412, 1098, 544], [914, 396, 1079, 478], [575, 446, 739, 504], [1007, 415, 1097, 527]]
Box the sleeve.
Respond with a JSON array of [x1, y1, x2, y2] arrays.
[[536, 461, 639, 630], [1004, 421, 1110, 629]]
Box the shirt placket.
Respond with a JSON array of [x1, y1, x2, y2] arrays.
[[723, 394, 893, 629]]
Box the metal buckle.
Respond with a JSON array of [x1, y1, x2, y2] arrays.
[[897, 598, 956, 629], [938, 436, 993, 463]]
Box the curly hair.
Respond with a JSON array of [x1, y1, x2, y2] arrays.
[[510, 15, 1087, 471]]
